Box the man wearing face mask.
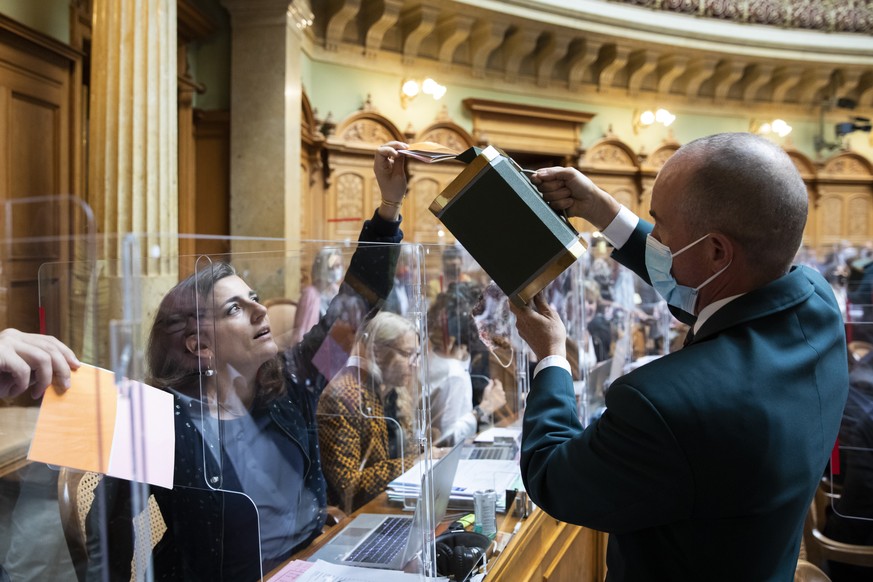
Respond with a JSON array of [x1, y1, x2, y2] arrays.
[[511, 133, 848, 582]]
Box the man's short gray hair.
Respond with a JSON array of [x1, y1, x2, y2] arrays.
[[675, 133, 808, 277]]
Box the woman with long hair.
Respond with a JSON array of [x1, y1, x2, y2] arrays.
[[85, 142, 410, 582], [317, 311, 421, 514]]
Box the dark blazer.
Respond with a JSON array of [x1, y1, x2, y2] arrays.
[[521, 220, 848, 582]]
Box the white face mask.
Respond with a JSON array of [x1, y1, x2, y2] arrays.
[[644, 233, 730, 315]]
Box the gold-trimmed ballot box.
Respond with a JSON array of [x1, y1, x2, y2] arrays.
[[429, 145, 586, 306]]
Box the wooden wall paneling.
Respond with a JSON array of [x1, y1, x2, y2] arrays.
[[327, 155, 374, 241], [0, 17, 79, 339], [301, 92, 326, 241], [322, 101, 404, 241], [817, 152, 873, 251], [577, 134, 641, 233], [406, 115, 474, 244], [192, 109, 230, 257], [463, 98, 593, 157]]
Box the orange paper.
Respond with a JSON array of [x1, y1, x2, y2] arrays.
[[27, 363, 118, 473]]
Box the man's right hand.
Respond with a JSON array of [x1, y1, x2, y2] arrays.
[[531, 166, 621, 231], [509, 293, 567, 362]]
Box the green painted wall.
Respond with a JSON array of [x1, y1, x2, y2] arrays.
[[0, 0, 70, 43], [304, 58, 873, 164], [188, 0, 230, 110]]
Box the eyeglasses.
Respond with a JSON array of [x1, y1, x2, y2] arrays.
[[386, 344, 420, 365]]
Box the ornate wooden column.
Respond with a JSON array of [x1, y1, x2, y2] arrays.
[[86, 0, 178, 363]]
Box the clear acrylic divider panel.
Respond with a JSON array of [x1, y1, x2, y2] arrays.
[[1, 196, 98, 582], [104, 232, 428, 581], [546, 243, 676, 429], [831, 296, 873, 531], [419, 244, 527, 582]]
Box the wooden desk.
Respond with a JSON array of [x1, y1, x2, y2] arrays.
[[0, 406, 40, 478], [286, 492, 607, 582], [489, 506, 607, 582]]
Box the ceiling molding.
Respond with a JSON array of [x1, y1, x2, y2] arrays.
[[306, 0, 873, 115]]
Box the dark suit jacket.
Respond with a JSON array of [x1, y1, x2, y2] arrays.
[[521, 220, 848, 582]]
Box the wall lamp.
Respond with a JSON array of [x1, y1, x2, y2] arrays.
[[633, 108, 675, 134], [400, 77, 446, 108], [751, 118, 792, 138]]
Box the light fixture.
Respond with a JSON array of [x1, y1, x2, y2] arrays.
[[400, 77, 446, 108], [633, 108, 675, 134], [751, 118, 792, 138]]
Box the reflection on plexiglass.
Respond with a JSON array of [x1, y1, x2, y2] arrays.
[[10, 204, 869, 582]]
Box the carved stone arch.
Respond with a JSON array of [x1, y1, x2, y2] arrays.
[[641, 141, 680, 174], [821, 151, 873, 179], [413, 120, 475, 153], [579, 136, 639, 171], [320, 101, 405, 241], [578, 132, 643, 220], [785, 147, 817, 181], [332, 108, 405, 149], [388, 110, 474, 243]]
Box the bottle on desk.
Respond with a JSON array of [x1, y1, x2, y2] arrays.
[[474, 489, 498, 538]]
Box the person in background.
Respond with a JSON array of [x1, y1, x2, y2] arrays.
[[513, 132, 848, 581], [317, 311, 421, 514], [84, 141, 410, 582], [290, 246, 343, 346], [426, 289, 505, 447]]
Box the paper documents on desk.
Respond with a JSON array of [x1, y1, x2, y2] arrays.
[[27, 363, 175, 489], [473, 426, 521, 445], [268, 559, 445, 581], [387, 459, 521, 512]]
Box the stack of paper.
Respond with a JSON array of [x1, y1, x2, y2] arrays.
[[387, 458, 522, 512]]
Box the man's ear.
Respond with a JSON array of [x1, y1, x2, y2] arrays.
[[708, 233, 733, 270]]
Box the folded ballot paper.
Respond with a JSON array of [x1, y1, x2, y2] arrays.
[[426, 144, 587, 305], [28, 363, 175, 489], [396, 141, 461, 164]]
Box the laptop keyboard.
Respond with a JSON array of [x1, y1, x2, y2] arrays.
[[346, 516, 412, 564], [468, 446, 514, 460]]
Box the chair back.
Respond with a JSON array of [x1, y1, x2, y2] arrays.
[[803, 482, 873, 570], [57, 468, 167, 582]]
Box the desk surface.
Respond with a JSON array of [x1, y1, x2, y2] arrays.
[[0, 406, 40, 478], [280, 487, 532, 580]]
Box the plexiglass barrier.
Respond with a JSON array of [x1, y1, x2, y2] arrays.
[[829, 270, 873, 553], [1, 196, 98, 582], [11, 206, 861, 582]]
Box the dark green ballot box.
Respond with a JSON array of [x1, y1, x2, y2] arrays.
[[429, 145, 586, 306]]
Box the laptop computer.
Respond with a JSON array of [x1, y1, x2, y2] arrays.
[[308, 443, 463, 570], [461, 443, 516, 461]]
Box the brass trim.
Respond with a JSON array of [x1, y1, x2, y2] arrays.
[[429, 146, 501, 214], [513, 237, 588, 305]]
